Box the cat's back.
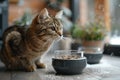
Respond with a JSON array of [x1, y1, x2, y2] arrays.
[[2, 25, 27, 42]]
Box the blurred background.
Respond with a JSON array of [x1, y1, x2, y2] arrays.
[[0, 0, 120, 56]]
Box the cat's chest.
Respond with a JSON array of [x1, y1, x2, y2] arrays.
[[42, 39, 54, 49], [29, 38, 53, 52], [29, 40, 54, 58]]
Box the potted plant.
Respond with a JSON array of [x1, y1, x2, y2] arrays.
[[13, 10, 33, 28], [72, 22, 107, 64], [72, 22, 106, 49]]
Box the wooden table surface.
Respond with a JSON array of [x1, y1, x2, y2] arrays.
[[0, 54, 120, 80]]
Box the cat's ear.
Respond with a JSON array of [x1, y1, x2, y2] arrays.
[[55, 10, 63, 19], [37, 8, 50, 22]]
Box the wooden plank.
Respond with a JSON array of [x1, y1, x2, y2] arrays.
[[37, 63, 98, 80], [84, 55, 120, 80], [11, 71, 41, 80], [95, 0, 111, 32], [102, 55, 120, 67], [104, 0, 111, 32], [0, 55, 120, 80], [0, 61, 11, 80], [79, 0, 88, 25], [0, 72, 11, 80]]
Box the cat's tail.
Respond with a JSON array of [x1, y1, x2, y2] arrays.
[[0, 26, 23, 64], [2, 26, 21, 51]]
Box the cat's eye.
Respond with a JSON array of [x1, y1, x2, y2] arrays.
[[42, 29, 46, 32], [51, 27, 56, 31]]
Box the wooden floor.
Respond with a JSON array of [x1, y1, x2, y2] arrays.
[[0, 54, 120, 80]]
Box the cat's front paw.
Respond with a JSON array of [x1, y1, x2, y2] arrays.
[[25, 65, 37, 72], [36, 63, 46, 68]]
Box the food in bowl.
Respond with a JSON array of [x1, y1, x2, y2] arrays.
[[56, 55, 81, 60]]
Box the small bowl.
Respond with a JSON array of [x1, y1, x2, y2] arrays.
[[52, 50, 87, 75], [79, 47, 103, 64]]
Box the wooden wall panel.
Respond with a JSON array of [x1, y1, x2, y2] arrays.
[[95, 0, 111, 32], [9, 0, 45, 25]]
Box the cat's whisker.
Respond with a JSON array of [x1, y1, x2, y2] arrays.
[[60, 35, 67, 40], [56, 38, 62, 42], [60, 35, 63, 39], [62, 37, 66, 40], [55, 36, 67, 42]]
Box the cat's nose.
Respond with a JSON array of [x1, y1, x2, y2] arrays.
[[57, 31, 62, 36]]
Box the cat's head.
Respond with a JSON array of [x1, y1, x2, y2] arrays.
[[31, 8, 63, 40]]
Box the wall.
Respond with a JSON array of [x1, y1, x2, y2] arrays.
[[9, 0, 45, 25]]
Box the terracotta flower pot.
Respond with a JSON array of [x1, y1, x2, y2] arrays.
[[82, 40, 104, 49]]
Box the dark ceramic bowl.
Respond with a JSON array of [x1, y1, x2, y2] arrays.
[[79, 47, 103, 64], [84, 53, 103, 64], [52, 50, 87, 75]]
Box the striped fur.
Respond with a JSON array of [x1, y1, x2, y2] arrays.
[[0, 8, 63, 71]]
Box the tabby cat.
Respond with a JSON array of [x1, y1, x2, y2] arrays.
[[0, 8, 63, 72]]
